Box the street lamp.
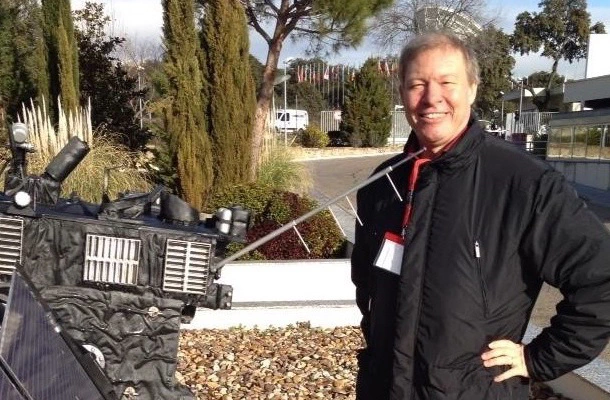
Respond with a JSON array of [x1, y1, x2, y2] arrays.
[[137, 65, 144, 129], [273, 73, 290, 137], [499, 91, 504, 130], [283, 57, 295, 146], [518, 78, 524, 132]]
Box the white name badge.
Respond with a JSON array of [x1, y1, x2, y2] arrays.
[[374, 232, 404, 275]]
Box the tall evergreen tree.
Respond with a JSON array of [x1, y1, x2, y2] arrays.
[[199, 0, 256, 191], [467, 26, 515, 120], [162, 0, 213, 209], [340, 58, 392, 147], [42, 0, 80, 120], [0, 0, 48, 119], [73, 2, 150, 150], [0, 1, 18, 116]]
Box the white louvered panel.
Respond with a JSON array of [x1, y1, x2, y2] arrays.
[[0, 216, 24, 276], [84, 234, 140, 285], [163, 239, 211, 295]]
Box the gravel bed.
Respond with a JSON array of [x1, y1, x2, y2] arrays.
[[176, 325, 571, 400]]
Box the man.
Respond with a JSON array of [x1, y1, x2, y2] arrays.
[[351, 32, 610, 400]]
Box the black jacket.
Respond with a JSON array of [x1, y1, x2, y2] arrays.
[[351, 118, 610, 400]]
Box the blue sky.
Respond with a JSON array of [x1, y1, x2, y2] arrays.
[[70, 0, 610, 80]]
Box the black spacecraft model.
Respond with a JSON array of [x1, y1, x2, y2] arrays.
[[0, 122, 250, 399]]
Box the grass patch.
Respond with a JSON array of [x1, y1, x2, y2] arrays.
[[6, 135, 151, 204], [256, 147, 311, 195]]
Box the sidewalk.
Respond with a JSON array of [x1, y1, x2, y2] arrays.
[[572, 182, 610, 209]]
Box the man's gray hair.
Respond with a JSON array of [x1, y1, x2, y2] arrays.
[[398, 31, 480, 86]]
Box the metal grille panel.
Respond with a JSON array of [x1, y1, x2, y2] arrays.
[[84, 234, 140, 285], [0, 217, 23, 277], [163, 240, 212, 295]]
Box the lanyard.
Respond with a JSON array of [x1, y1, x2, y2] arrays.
[[399, 126, 469, 238], [401, 157, 430, 238]]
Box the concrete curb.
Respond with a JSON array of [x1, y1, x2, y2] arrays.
[[291, 146, 402, 162], [184, 259, 359, 330], [294, 150, 401, 161]]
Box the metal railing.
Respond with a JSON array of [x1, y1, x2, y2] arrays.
[[547, 124, 610, 161], [506, 111, 556, 137], [320, 110, 412, 144]]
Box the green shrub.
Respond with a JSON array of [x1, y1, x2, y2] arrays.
[[299, 126, 329, 148], [207, 183, 345, 260]]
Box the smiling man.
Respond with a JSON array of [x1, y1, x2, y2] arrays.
[[400, 38, 477, 156], [351, 32, 610, 400]]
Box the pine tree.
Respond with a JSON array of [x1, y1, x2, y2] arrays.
[[341, 58, 392, 147], [42, 0, 80, 121], [512, 0, 605, 110], [162, 0, 213, 209], [199, 0, 256, 191], [243, 0, 393, 177]]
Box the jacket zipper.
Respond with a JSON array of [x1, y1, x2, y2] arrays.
[[475, 241, 489, 318]]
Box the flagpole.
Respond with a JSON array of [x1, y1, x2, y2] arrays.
[[392, 65, 395, 145], [329, 65, 332, 108], [341, 65, 345, 106]]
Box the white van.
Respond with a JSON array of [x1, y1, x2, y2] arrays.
[[274, 109, 309, 133]]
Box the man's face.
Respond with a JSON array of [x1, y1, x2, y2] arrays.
[[400, 46, 478, 153]]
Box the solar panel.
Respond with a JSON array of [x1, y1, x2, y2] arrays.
[[0, 271, 115, 400], [0, 364, 26, 400]]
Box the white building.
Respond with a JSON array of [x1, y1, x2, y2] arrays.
[[524, 34, 610, 190]]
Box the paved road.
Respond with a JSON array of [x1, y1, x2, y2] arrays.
[[302, 154, 610, 363]]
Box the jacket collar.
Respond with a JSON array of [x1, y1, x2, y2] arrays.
[[404, 114, 484, 172]]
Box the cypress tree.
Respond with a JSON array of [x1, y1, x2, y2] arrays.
[[0, 0, 48, 119], [0, 2, 17, 115], [341, 58, 392, 147], [199, 0, 256, 190], [162, 0, 213, 209], [41, 0, 80, 121]]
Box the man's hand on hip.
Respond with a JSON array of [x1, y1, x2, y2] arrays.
[[481, 339, 529, 382]]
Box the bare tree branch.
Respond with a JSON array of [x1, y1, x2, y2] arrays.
[[368, 0, 494, 52]]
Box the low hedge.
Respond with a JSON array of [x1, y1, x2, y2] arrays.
[[208, 184, 345, 260], [299, 127, 330, 148]]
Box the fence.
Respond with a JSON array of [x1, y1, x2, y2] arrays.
[[505, 111, 556, 137], [320, 110, 342, 132], [320, 110, 412, 144]]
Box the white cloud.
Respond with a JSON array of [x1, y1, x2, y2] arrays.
[[71, 0, 163, 41]]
